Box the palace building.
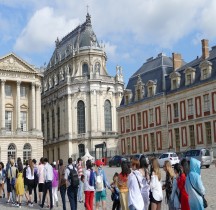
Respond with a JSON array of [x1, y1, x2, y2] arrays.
[[118, 39, 216, 156], [0, 53, 43, 163], [41, 13, 124, 163]]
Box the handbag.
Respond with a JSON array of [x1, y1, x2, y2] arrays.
[[189, 175, 208, 208]]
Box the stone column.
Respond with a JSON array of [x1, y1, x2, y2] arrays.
[[67, 95, 72, 136], [35, 84, 41, 131], [1, 79, 6, 130], [31, 82, 36, 130], [16, 81, 21, 131]]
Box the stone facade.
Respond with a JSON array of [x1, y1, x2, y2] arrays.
[[0, 53, 43, 163], [118, 40, 216, 156], [41, 14, 124, 163]]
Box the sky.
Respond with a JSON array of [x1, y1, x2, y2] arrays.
[[1, 0, 216, 84]]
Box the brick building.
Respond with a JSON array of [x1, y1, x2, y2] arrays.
[[117, 39, 216, 156]]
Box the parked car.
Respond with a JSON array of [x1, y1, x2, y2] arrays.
[[158, 152, 180, 167], [109, 155, 125, 167], [184, 149, 211, 168], [132, 154, 149, 165]]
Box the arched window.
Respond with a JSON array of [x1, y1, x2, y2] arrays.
[[23, 143, 32, 161], [94, 62, 101, 74], [77, 101, 85, 134], [104, 100, 112, 131], [78, 144, 85, 157], [8, 143, 16, 160], [82, 63, 89, 76]]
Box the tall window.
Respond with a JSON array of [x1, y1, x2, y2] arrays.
[[186, 74, 192, 85], [149, 109, 154, 123], [82, 63, 89, 76], [205, 122, 212, 145], [104, 100, 112, 131], [138, 135, 142, 153], [149, 87, 153, 97], [5, 111, 12, 131], [203, 69, 208, 79], [20, 111, 27, 131], [77, 101, 85, 134], [126, 116, 130, 129], [23, 143, 31, 161], [174, 128, 180, 150], [189, 125, 195, 147], [125, 96, 129, 105], [57, 107, 60, 137], [78, 144, 85, 157], [173, 103, 179, 118], [8, 144, 16, 160], [47, 112, 50, 139], [20, 86, 27, 97], [5, 85, 12, 96], [172, 80, 177, 89], [137, 112, 141, 126], [188, 99, 194, 115], [203, 94, 210, 111], [137, 89, 141, 101], [52, 109, 55, 139]]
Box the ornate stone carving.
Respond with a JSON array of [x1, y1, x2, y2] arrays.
[[65, 65, 70, 76], [43, 80, 47, 91], [59, 68, 64, 81], [49, 77, 53, 88], [54, 74, 58, 85]]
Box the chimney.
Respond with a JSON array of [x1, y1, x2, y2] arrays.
[[172, 53, 182, 71], [201, 39, 209, 59]]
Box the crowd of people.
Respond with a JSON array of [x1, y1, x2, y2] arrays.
[[0, 155, 207, 210]]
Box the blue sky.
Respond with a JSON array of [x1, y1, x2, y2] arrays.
[[1, 0, 216, 84]]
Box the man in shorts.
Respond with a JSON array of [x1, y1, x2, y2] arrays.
[[94, 160, 111, 210], [37, 157, 45, 205]]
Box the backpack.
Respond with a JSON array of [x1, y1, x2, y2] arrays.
[[95, 171, 104, 191], [89, 169, 94, 187], [67, 166, 79, 188]]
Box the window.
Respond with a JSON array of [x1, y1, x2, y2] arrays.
[[23, 143, 31, 161], [149, 87, 153, 97], [82, 63, 89, 76], [205, 122, 212, 145], [149, 109, 154, 123], [20, 111, 27, 131], [172, 80, 177, 89], [8, 144, 16, 160], [138, 135, 142, 153], [52, 109, 55, 139], [126, 116, 130, 129], [189, 125, 195, 147], [188, 99, 194, 115], [137, 89, 141, 101], [203, 94, 210, 111], [20, 86, 27, 97], [137, 112, 141, 126], [125, 96, 129, 105], [78, 144, 85, 157], [77, 101, 85, 134], [5, 111, 12, 131], [174, 128, 180, 149], [203, 69, 208, 79], [173, 103, 179, 118], [5, 85, 12, 96], [186, 74, 192, 85], [104, 100, 112, 131], [47, 112, 50, 139], [57, 107, 60, 137]]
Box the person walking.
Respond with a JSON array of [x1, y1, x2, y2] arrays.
[[38, 157, 45, 205], [52, 162, 59, 207], [128, 158, 144, 210], [58, 159, 66, 210], [23, 160, 29, 205], [185, 158, 206, 210], [65, 158, 79, 210], [26, 159, 35, 207], [94, 159, 111, 210], [0, 162, 6, 198], [84, 159, 95, 210], [139, 156, 150, 210], [77, 157, 84, 203], [111, 172, 120, 210], [32, 159, 38, 204], [149, 158, 163, 210], [117, 161, 130, 210], [6, 156, 12, 204], [40, 158, 53, 210], [15, 161, 24, 208]]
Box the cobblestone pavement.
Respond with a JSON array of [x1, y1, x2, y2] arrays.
[[0, 165, 216, 210]]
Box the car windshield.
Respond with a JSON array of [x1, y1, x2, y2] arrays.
[[202, 150, 210, 156], [160, 154, 169, 159], [171, 153, 177, 157], [186, 150, 200, 157]]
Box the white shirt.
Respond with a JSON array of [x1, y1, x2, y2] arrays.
[[44, 163, 53, 182], [128, 170, 144, 210], [84, 169, 95, 191], [150, 172, 163, 201], [26, 166, 34, 180]]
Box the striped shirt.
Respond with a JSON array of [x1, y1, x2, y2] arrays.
[[77, 162, 83, 179]]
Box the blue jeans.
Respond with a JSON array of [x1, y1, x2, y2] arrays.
[[67, 185, 78, 210], [129, 205, 136, 210], [60, 185, 66, 210], [78, 180, 83, 201], [42, 182, 53, 208]]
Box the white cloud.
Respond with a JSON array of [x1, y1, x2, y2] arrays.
[[104, 42, 117, 60], [14, 7, 80, 53]]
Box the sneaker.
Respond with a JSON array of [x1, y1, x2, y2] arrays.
[[28, 203, 33, 207], [6, 200, 10, 204]]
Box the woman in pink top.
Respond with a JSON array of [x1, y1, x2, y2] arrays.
[[52, 162, 59, 207]]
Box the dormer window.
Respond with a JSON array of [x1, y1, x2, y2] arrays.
[[199, 60, 212, 80], [146, 80, 157, 97], [134, 75, 144, 101], [124, 89, 132, 105], [184, 67, 195, 86], [125, 96, 129, 105], [170, 72, 181, 90]]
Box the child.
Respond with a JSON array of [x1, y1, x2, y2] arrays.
[[111, 172, 120, 210]]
